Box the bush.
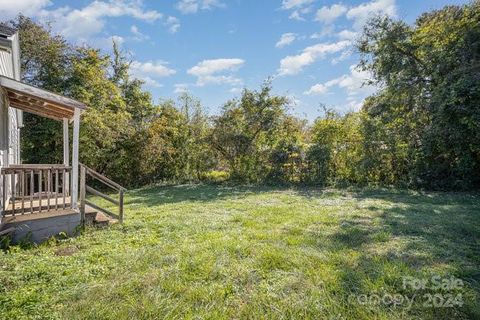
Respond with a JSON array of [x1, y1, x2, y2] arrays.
[[201, 170, 230, 184]]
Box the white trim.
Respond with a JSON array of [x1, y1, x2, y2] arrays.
[[71, 109, 80, 208], [63, 118, 70, 195]]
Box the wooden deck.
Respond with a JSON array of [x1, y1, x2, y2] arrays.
[[2, 207, 77, 223], [2, 201, 116, 227], [4, 194, 72, 216]]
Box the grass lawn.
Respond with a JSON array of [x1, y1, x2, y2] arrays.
[[0, 184, 479, 319]]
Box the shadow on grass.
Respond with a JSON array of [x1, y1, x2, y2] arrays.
[[323, 190, 480, 319]]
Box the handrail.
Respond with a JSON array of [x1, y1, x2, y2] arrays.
[[8, 164, 73, 169], [79, 163, 126, 224], [81, 164, 126, 191]]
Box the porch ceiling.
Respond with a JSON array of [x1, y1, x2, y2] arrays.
[[0, 75, 86, 121]]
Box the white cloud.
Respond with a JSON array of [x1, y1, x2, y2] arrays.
[[165, 16, 181, 33], [110, 35, 125, 46], [337, 29, 358, 40], [281, 0, 313, 20], [304, 65, 377, 97], [315, 4, 347, 24], [174, 83, 189, 94], [310, 25, 335, 39], [0, 0, 51, 19], [188, 58, 244, 76], [288, 7, 313, 21], [347, 0, 397, 29], [130, 60, 176, 87], [37, 1, 162, 41], [176, 0, 224, 14], [309, 0, 396, 30], [138, 76, 164, 88], [131, 60, 176, 77], [188, 58, 245, 86], [304, 83, 328, 95], [281, 0, 314, 10], [278, 41, 351, 76], [331, 49, 352, 65], [131, 25, 141, 36], [86, 34, 125, 50], [130, 25, 150, 41], [276, 33, 297, 48]]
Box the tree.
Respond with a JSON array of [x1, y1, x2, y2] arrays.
[[357, 2, 480, 189], [211, 82, 290, 182], [10, 16, 74, 165]]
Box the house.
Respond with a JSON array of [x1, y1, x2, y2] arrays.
[[0, 25, 125, 243]]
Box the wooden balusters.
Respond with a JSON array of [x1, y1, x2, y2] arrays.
[[1, 165, 74, 217]]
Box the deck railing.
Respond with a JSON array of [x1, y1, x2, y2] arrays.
[[1, 164, 72, 217], [79, 163, 126, 224]]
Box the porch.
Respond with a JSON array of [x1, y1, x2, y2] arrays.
[[0, 75, 125, 242], [0, 163, 124, 242]]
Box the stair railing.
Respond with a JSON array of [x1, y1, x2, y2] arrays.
[[79, 163, 126, 224]]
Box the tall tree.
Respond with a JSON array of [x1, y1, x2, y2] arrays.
[[358, 2, 480, 189]]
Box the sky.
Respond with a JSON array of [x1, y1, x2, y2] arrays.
[[0, 0, 470, 120]]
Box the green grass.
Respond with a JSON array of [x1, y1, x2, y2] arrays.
[[1, 184, 479, 319]]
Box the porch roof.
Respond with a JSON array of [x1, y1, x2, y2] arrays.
[[0, 75, 86, 121]]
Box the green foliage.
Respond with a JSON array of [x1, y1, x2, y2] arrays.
[[357, 2, 480, 189], [211, 82, 302, 183], [306, 108, 363, 186], [0, 235, 11, 252], [5, 1, 480, 190]]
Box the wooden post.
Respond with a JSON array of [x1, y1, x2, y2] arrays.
[[10, 170, 15, 216], [62, 169, 66, 209], [38, 170, 42, 213], [30, 170, 33, 214], [47, 169, 51, 211], [71, 109, 80, 209], [79, 165, 86, 225], [119, 190, 124, 224], [55, 169, 59, 210], [20, 170, 24, 214], [2, 172, 6, 213], [63, 118, 70, 196]]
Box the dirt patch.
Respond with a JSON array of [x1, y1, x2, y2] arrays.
[[54, 246, 79, 256]]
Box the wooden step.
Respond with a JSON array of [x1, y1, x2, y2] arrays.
[[84, 205, 118, 227]]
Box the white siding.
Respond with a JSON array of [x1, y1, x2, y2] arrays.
[[0, 90, 7, 166], [0, 47, 14, 78], [0, 36, 20, 166], [0, 35, 21, 216]]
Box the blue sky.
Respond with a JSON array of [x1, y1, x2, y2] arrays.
[[0, 0, 469, 120]]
